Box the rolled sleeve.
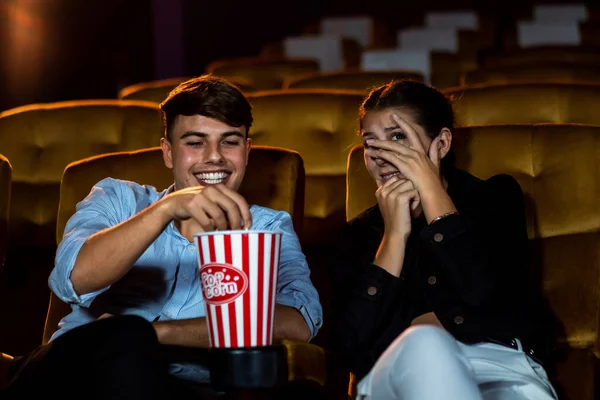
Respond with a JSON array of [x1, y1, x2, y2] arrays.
[[271, 212, 323, 340], [49, 178, 130, 307]]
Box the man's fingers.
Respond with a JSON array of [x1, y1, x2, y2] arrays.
[[213, 185, 253, 229], [199, 199, 228, 230], [206, 190, 243, 230]]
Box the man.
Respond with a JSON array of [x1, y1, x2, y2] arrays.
[[3, 75, 322, 399]]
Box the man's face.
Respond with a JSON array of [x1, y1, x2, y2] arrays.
[[161, 115, 251, 191]]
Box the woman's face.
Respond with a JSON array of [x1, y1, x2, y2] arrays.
[[361, 107, 434, 185]]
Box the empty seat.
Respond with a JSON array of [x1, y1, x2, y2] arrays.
[[480, 46, 600, 69], [118, 77, 189, 102], [206, 58, 320, 90], [444, 82, 600, 126], [245, 89, 364, 245], [118, 77, 255, 103], [462, 63, 600, 85], [284, 71, 424, 91], [0, 100, 164, 250]]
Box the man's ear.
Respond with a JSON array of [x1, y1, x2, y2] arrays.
[[161, 137, 173, 169], [245, 138, 252, 166]]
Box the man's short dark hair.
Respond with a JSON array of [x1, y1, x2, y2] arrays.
[[159, 75, 253, 141]]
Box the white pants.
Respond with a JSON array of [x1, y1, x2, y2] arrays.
[[357, 326, 558, 400]]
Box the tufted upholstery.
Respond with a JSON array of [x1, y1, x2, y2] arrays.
[[0, 100, 164, 250], [118, 77, 255, 103], [245, 89, 364, 244], [480, 46, 600, 69], [444, 82, 600, 127], [284, 71, 424, 91], [43, 145, 305, 345], [206, 58, 320, 91], [0, 154, 12, 271], [462, 64, 600, 86], [346, 124, 600, 400]]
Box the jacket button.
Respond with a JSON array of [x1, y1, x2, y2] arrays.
[[427, 276, 437, 285], [454, 315, 464, 325], [367, 286, 378, 296], [433, 233, 444, 242]]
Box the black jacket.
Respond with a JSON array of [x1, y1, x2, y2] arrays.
[[329, 168, 557, 379]]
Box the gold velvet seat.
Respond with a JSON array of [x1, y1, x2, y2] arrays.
[[0, 154, 12, 271], [245, 89, 365, 245], [346, 123, 600, 400], [284, 71, 424, 91], [462, 64, 600, 86], [443, 82, 600, 126], [118, 77, 255, 103], [43, 145, 305, 344], [118, 77, 190, 103], [206, 57, 320, 91], [0, 100, 164, 251], [479, 46, 600, 69]]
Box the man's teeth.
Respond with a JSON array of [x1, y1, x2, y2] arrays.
[[196, 172, 228, 184]]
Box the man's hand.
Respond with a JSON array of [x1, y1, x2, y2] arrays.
[[163, 184, 252, 231]]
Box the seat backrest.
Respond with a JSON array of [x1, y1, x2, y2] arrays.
[[346, 123, 600, 353], [44, 145, 305, 344], [118, 77, 188, 103], [118, 77, 255, 103], [462, 64, 600, 86], [480, 46, 600, 69], [0, 154, 12, 270], [444, 82, 600, 126], [245, 89, 364, 230], [0, 100, 164, 249], [284, 71, 424, 91], [206, 58, 320, 90]]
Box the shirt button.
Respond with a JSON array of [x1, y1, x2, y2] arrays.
[[367, 286, 378, 296], [183, 276, 188, 281], [433, 233, 444, 242], [427, 276, 437, 285], [187, 245, 195, 252], [454, 315, 464, 325]]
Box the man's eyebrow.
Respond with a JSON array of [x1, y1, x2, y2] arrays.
[[179, 131, 245, 139], [180, 131, 206, 139], [221, 131, 245, 139]]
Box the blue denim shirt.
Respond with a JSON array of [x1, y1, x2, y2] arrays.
[[49, 178, 323, 382]]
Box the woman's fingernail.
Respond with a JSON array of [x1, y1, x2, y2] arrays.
[[366, 139, 374, 144]]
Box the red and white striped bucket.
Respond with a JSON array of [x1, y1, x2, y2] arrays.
[[194, 230, 282, 348]]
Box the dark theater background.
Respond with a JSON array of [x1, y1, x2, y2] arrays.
[[1, 0, 599, 399]]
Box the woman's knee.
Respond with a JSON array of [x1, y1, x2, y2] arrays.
[[395, 326, 455, 355]]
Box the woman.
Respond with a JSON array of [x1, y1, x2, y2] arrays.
[[330, 80, 558, 400]]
